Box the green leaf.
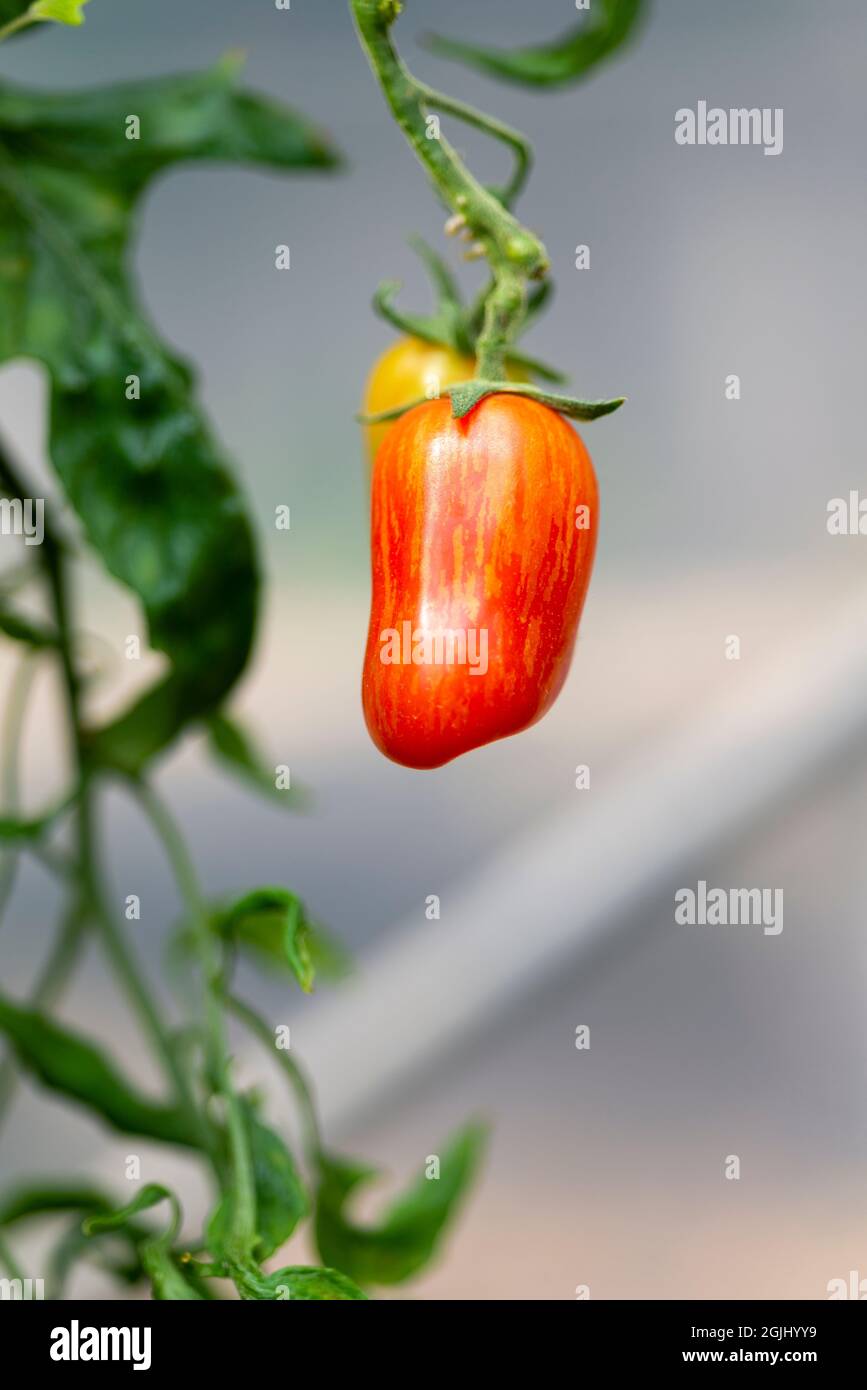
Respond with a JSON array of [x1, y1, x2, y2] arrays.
[[0, 1184, 148, 1297], [424, 0, 648, 88], [80, 1183, 204, 1300], [0, 993, 201, 1147], [29, 0, 90, 26], [315, 1123, 487, 1287], [205, 713, 308, 810], [0, 1183, 110, 1227], [216, 888, 321, 993], [207, 1104, 308, 1263], [256, 1265, 368, 1301], [83, 1183, 178, 1238], [47, 1218, 134, 1299], [0, 58, 339, 772]]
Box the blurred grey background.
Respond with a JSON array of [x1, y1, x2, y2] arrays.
[[1, 0, 867, 1299]]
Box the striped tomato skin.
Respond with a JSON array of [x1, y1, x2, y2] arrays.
[[362, 393, 598, 769]]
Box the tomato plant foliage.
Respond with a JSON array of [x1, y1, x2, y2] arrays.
[[425, 0, 648, 88], [0, 17, 488, 1302], [0, 56, 335, 771], [316, 1124, 487, 1287], [0, 992, 201, 1147]]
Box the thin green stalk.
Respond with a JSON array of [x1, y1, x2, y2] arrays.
[[0, 13, 34, 46], [350, 0, 548, 381], [31, 900, 85, 999], [130, 779, 257, 1264], [227, 992, 323, 1161], [0, 439, 201, 1142], [0, 656, 36, 922], [412, 81, 532, 208], [42, 536, 197, 1132], [0, 437, 221, 1255]]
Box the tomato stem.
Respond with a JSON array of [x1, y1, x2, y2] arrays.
[[131, 778, 258, 1260], [0, 14, 36, 46], [351, 0, 549, 381]]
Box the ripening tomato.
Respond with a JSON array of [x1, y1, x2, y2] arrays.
[[362, 336, 526, 466], [362, 393, 598, 769]]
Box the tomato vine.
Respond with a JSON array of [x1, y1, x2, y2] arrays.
[[352, 0, 626, 423], [0, 3, 485, 1301], [0, 0, 646, 1302]]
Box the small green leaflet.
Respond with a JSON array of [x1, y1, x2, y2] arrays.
[[0, 0, 88, 34], [29, 0, 90, 26], [82, 1182, 204, 1300], [207, 1105, 308, 1263], [216, 887, 319, 993], [424, 0, 647, 88], [0, 1183, 148, 1298], [83, 1183, 178, 1239], [315, 1123, 487, 1286], [0, 1183, 110, 1228]]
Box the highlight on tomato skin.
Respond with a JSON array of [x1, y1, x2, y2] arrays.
[[362, 393, 598, 769]]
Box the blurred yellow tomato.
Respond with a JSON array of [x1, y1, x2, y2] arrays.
[[363, 337, 476, 466]]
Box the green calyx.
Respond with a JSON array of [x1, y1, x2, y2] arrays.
[[449, 381, 625, 422], [358, 380, 626, 426]]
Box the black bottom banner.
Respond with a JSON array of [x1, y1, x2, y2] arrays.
[[5, 1297, 864, 1373]]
